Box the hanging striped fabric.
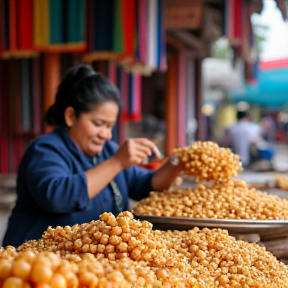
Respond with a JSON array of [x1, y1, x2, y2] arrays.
[[49, 0, 64, 45], [147, 0, 157, 69], [108, 61, 117, 84], [34, 0, 86, 52], [122, 0, 136, 57], [129, 73, 141, 121], [137, 0, 147, 63], [113, 0, 124, 53], [157, 0, 167, 71], [0, 60, 9, 173], [9, 0, 17, 51], [3, 0, 9, 51], [92, 0, 114, 51], [0, 0, 5, 54], [67, 0, 85, 46], [34, 0, 50, 49], [0, 58, 43, 173], [32, 58, 42, 135], [118, 67, 129, 120], [21, 59, 32, 133], [18, 0, 34, 50]]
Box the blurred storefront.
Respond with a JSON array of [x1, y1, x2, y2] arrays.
[[0, 0, 272, 173]]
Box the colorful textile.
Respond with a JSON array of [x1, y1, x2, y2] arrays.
[[92, 0, 114, 51], [224, 0, 255, 64], [1, 0, 167, 70], [0, 1, 6, 53], [34, 0, 50, 48], [0, 58, 42, 172], [18, 0, 34, 50], [137, 0, 147, 63]]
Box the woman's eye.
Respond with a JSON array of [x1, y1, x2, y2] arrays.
[[92, 121, 102, 127]]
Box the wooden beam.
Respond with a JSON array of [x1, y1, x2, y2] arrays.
[[168, 30, 204, 50], [166, 35, 187, 50]]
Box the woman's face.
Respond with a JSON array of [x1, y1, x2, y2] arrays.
[[66, 101, 119, 156]]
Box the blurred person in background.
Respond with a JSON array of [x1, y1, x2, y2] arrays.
[[3, 64, 182, 247], [224, 110, 261, 168], [260, 113, 277, 142]]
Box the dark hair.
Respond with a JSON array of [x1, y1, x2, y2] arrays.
[[46, 64, 121, 126], [237, 110, 250, 121]]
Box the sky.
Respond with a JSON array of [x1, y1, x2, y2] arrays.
[[252, 0, 288, 61]]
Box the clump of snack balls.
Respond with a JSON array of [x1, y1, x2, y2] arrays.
[[172, 141, 243, 182]]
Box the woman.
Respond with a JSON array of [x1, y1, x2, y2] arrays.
[[3, 64, 182, 247]]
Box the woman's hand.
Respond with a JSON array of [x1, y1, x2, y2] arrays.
[[113, 138, 157, 169]]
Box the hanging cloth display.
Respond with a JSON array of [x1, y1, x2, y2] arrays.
[[0, 60, 10, 173], [118, 66, 129, 120], [32, 58, 41, 135], [0, 0, 5, 54], [34, 0, 86, 52], [34, 0, 50, 49], [66, 0, 86, 49], [147, 0, 157, 69], [121, 0, 136, 57], [49, 0, 64, 45], [128, 73, 141, 121], [113, 0, 124, 53], [9, 0, 17, 51], [136, 0, 147, 63], [18, 0, 34, 50], [21, 59, 32, 133], [92, 0, 114, 51]]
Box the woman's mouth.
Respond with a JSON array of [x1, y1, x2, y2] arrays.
[[91, 140, 104, 146]]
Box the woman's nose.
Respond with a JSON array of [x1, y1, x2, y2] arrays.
[[99, 128, 112, 139]]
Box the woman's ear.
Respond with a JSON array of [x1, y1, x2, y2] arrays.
[[64, 107, 76, 128]]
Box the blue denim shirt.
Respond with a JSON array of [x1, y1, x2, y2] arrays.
[[3, 127, 154, 247]]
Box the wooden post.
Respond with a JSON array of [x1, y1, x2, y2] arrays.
[[166, 55, 178, 154], [177, 49, 186, 147], [195, 58, 206, 140], [43, 53, 61, 133]]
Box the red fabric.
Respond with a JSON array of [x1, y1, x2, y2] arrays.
[[12, 136, 19, 172], [121, 0, 136, 56], [0, 136, 9, 173], [86, 0, 94, 52], [9, 0, 17, 51], [233, 0, 242, 41], [0, 0, 5, 54], [18, 0, 34, 50], [120, 70, 129, 119], [0, 61, 9, 134], [138, 0, 147, 63]]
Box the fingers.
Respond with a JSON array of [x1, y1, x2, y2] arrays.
[[132, 138, 162, 159], [116, 138, 162, 168]]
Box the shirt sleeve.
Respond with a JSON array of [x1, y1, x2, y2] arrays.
[[24, 142, 90, 214], [103, 141, 155, 201], [125, 165, 155, 201]]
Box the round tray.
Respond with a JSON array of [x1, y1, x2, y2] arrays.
[[133, 214, 288, 240]]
